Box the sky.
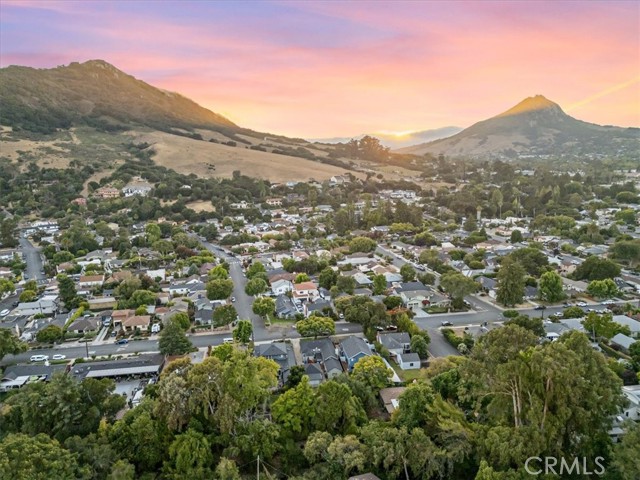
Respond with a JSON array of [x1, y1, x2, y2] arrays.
[[1, 0, 639, 138]]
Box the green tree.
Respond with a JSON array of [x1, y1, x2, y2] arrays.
[[145, 222, 162, 243], [0, 278, 15, 295], [246, 261, 266, 279], [212, 304, 238, 327], [168, 312, 190, 330], [207, 265, 229, 280], [284, 364, 306, 390], [507, 247, 549, 277], [167, 429, 213, 479], [440, 272, 480, 309], [349, 236, 376, 253], [244, 277, 267, 296], [336, 275, 356, 294], [505, 314, 545, 337], [510, 229, 523, 243], [609, 240, 640, 268], [159, 319, 194, 355], [19, 289, 36, 303], [296, 316, 336, 337], [586, 278, 618, 299], [295, 273, 310, 283], [272, 376, 316, 438], [400, 263, 416, 282], [233, 319, 253, 344], [538, 271, 565, 303], [214, 458, 241, 480], [610, 421, 640, 480], [36, 325, 63, 344], [206, 278, 234, 300], [57, 274, 78, 308], [126, 289, 156, 308], [0, 328, 27, 362], [582, 312, 629, 339], [0, 433, 87, 480], [496, 257, 526, 306], [319, 267, 338, 289], [252, 296, 275, 318], [352, 355, 393, 391], [563, 305, 586, 318], [107, 460, 136, 480], [573, 256, 621, 281], [372, 274, 387, 295], [410, 334, 430, 359], [315, 380, 366, 435], [0, 217, 18, 247]]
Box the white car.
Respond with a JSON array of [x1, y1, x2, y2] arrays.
[[576, 301, 588, 307], [30, 354, 49, 362], [601, 299, 615, 305], [0, 309, 10, 317], [52, 354, 66, 360]]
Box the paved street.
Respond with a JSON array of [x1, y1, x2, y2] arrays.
[[19, 235, 46, 282]]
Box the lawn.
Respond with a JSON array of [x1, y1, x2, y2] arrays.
[[390, 363, 428, 383]]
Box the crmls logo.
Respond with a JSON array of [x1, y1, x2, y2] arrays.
[[524, 457, 606, 476]]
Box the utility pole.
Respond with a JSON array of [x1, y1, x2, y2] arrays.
[[84, 340, 89, 358], [257, 455, 260, 480]]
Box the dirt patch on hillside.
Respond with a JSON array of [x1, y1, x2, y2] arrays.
[[186, 200, 216, 212]]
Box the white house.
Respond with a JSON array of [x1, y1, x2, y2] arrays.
[[271, 279, 294, 296], [399, 353, 421, 370], [78, 274, 104, 288]]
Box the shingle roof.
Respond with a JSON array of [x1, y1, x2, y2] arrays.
[[340, 336, 371, 360]]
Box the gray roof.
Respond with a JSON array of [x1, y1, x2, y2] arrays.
[[275, 294, 296, 316], [324, 357, 343, 373], [396, 282, 428, 293], [400, 353, 421, 363], [254, 342, 297, 382], [300, 338, 336, 361], [255, 342, 288, 358], [340, 335, 371, 360], [68, 317, 101, 332], [377, 332, 410, 350], [71, 353, 165, 380], [2, 364, 67, 381], [611, 333, 636, 350], [304, 363, 324, 381]]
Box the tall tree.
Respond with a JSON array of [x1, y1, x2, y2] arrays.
[[352, 356, 393, 391], [400, 264, 416, 282], [0, 328, 27, 361], [440, 273, 480, 309], [233, 320, 253, 344], [206, 279, 234, 300], [496, 257, 526, 307], [538, 271, 565, 303], [159, 319, 194, 355], [244, 278, 267, 296], [296, 316, 335, 338]]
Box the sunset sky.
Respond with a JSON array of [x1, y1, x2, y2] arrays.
[[1, 0, 639, 138]]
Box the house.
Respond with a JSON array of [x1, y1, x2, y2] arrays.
[[562, 277, 588, 293], [339, 335, 371, 371], [122, 179, 153, 197], [88, 296, 117, 311], [0, 364, 67, 392], [293, 281, 319, 302], [612, 315, 640, 335], [94, 187, 120, 199], [254, 342, 297, 383], [304, 299, 332, 318], [79, 274, 104, 288], [67, 316, 102, 334], [352, 272, 373, 287], [71, 353, 165, 380], [271, 278, 294, 296], [376, 332, 410, 362], [611, 333, 636, 352], [621, 385, 640, 421], [14, 295, 59, 316], [275, 294, 298, 319], [122, 315, 151, 333], [112, 309, 135, 329], [304, 363, 324, 386], [544, 321, 570, 342], [300, 338, 343, 379], [399, 353, 421, 370], [379, 386, 407, 414]]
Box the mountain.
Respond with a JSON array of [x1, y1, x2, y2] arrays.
[[0, 60, 239, 134], [399, 95, 640, 159], [309, 126, 463, 149]]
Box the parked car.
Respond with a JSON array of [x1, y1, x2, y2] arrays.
[[577, 301, 588, 307], [441, 321, 453, 326], [0, 309, 10, 317], [52, 354, 66, 360], [30, 354, 49, 362], [534, 305, 546, 310], [231, 297, 236, 303], [116, 339, 129, 345], [601, 299, 615, 305]]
